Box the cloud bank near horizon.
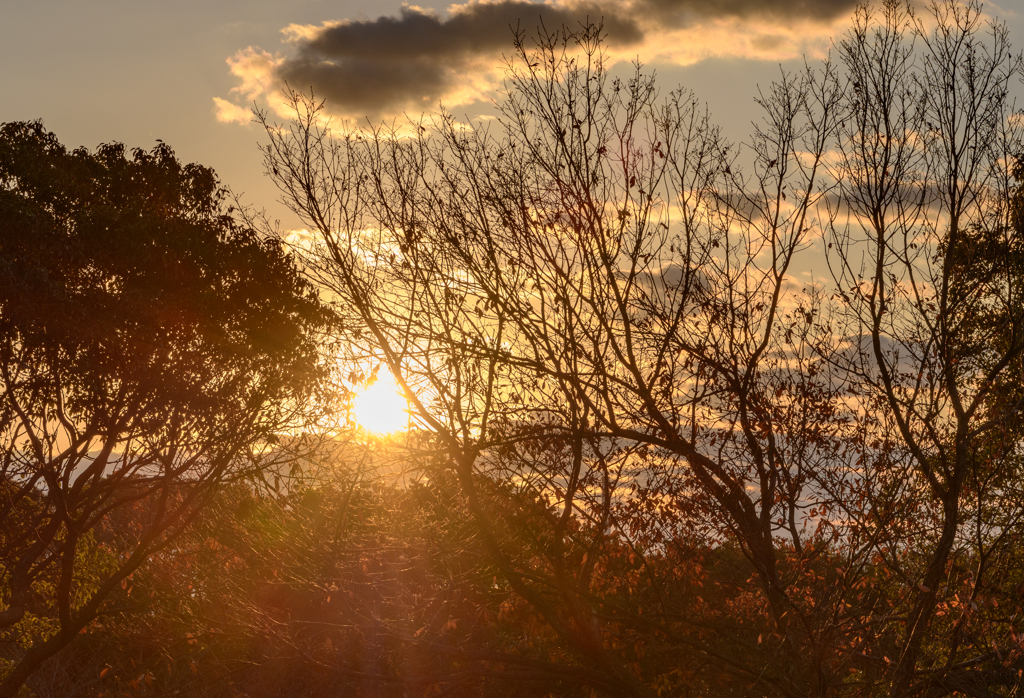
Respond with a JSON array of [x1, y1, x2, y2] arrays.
[[215, 0, 859, 125]]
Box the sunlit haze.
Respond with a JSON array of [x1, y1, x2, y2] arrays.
[[351, 372, 408, 434]]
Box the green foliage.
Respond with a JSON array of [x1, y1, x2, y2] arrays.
[[1, 528, 117, 650]]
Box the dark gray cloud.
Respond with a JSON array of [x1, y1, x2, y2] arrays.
[[302, 2, 644, 60], [265, 0, 858, 120], [277, 53, 455, 117], [275, 2, 642, 120]]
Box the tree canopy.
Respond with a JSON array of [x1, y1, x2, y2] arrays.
[[0, 121, 327, 696]]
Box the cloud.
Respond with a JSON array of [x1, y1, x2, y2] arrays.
[[216, 0, 859, 123], [298, 2, 643, 59], [271, 1, 644, 121], [633, 0, 858, 26], [213, 97, 252, 124], [214, 46, 293, 123]]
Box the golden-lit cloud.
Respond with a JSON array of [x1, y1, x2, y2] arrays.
[[213, 97, 252, 125], [214, 46, 294, 124], [216, 0, 859, 124], [627, 15, 845, 66]]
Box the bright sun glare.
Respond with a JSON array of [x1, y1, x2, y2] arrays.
[[351, 372, 409, 434]]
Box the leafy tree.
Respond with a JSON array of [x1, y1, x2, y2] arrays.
[[0, 121, 327, 696]]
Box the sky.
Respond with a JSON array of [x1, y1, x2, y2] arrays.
[[2, 0, 1023, 228]]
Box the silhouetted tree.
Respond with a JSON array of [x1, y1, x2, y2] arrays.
[[258, 2, 1024, 696], [820, 3, 1024, 694], [0, 122, 328, 696]]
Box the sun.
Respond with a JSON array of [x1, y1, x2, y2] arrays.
[[351, 372, 409, 434]]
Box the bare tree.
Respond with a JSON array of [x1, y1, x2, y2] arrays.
[[261, 3, 1024, 695], [821, 2, 1024, 695]]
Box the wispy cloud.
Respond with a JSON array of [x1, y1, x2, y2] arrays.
[[216, 0, 858, 124]]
